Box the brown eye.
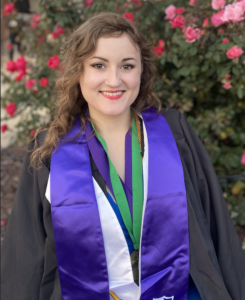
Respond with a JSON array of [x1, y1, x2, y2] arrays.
[[122, 64, 134, 70], [91, 64, 105, 69]]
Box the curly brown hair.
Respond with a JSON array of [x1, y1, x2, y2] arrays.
[[30, 12, 161, 169]]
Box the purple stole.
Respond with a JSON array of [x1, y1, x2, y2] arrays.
[[50, 108, 189, 300]]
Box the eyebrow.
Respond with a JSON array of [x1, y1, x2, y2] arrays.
[[90, 56, 136, 62]]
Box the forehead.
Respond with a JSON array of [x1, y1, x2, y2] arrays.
[[92, 33, 140, 59]]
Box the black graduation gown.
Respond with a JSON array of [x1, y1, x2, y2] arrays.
[[1, 108, 245, 300]]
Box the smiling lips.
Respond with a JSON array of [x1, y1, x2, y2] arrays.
[[100, 90, 125, 100]]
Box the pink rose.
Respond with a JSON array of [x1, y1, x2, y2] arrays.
[[30, 129, 36, 136], [84, 0, 94, 7], [219, 29, 225, 33], [3, 3, 15, 16], [1, 124, 8, 133], [169, 15, 185, 29], [211, 10, 226, 27], [201, 29, 206, 35], [164, 5, 176, 20], [1, 220, 7, 226], [158, 39, 165, 48], [40, 77, 49, 87], [226, 45, 244, 59], [203, 18, 209, 27], [122, 13, 135, 24], [152, 40, 165, 56], [5, 102, 16, 117], [211, 0, 225, 10], [6, 60, 17, 73], [15, 70, 26, 81], [16, 56, 27, 72], [189, 0, 195, 5], [222, 38, 229, 43], [225, 74, 231, 79], [221, 2, 245, 23], [152, 46, 164, 56], [223, 81, 231, 89], [184, 26, 201, 43], [241, 152, 245, 165], [25, 79, 36, 89], [6, 43, 13, 50], [47, 54, 60, 69], [176, 7, 185, 15]]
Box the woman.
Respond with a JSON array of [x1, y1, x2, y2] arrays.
[[1, 12, 245, 300]]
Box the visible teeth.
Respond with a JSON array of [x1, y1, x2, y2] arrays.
[[101, 91, 124, 96]]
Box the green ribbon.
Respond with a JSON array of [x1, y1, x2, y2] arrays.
[[91, 115, 143, 249]]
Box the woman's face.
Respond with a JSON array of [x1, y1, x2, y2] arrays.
[[79, 33, 142, 119]]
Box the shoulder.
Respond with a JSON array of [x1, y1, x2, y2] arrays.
[[161, 108, 185, 141]]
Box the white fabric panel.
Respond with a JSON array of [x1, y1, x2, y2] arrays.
[[45, 175, 51, 203], [93, 178, 139, 299]]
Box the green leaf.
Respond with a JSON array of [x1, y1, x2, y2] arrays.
[[213, 53, 220, 63], [237, 88, 243, 99], [189, 47, 197, 56], [232, 66, 240, 76], [178, 66, 190, 76], [205, 52, 213, 59]]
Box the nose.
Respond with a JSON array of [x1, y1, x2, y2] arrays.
[[104, 67, 122, 87]]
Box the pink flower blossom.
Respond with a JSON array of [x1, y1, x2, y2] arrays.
[[16, 56, 27, 72], [1, 220, 7, 226], [47, 54, 60, 69], [223, 81, 231, 89], [164, 5, 176, 20], [158, 39, 165, 48], [241, 152, 245, 165], [203, 18, 209, 27], [15, 70, 26, 81], [226, 45, 244, 59], [219, 28, 225, 33], [211, 0, 225, 10], [169, 15, 185, 29], [40, 77, 49, 87], [25, 79, 36, 89], [1, 124, 8, 133], [225, 74, 231, 79], [6, 60, 17, 73], [221, 2, 245, 23], [222, 38, 229, 43], [5, 102, 16, 117], [176, 7, 185, 14], [3, 3, 15, 16], [32, 89, 38, 94], [189, 0, 195, 5], [122, 13, 135, 24], [52, 25, 64, 39], [30, 129, 36, 136], [152, 40, 165, 56], [201, 29, 206, 35], [6, 43, 13, 50], [84, 0, 94, 7], [184, 26, 201, 43], [211, 10, 226, 27]]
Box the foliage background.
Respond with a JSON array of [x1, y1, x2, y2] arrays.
[[1, 0, 245, 224]]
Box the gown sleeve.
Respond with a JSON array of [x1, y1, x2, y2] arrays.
[[1, 139, 48, 300], [178, 112, 245, 299]]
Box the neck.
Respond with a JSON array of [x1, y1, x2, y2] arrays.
[[89, 107, 132, 139]]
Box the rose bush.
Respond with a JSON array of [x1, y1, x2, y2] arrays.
[[1, 0, 245, 224]]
